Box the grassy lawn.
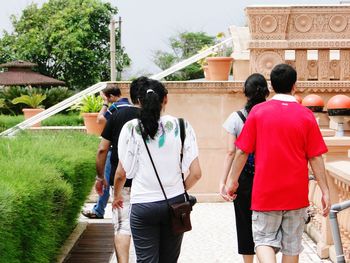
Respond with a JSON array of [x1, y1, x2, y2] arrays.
[[0, 113, 84, 132]]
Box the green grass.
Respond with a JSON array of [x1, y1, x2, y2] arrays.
[[0, 114, 84, 132], [0, 131, 99, 263]]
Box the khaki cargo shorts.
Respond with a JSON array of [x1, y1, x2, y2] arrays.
[[252, 208, 308, 255], [111, 187, 131, 235]]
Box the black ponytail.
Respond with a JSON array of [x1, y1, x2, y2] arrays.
[[243, 73, 269, 113], [138, 78, 168, 139]]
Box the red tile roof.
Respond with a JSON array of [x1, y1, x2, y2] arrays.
[[0, 60, 65, 86], [0, 60, 37, 68]]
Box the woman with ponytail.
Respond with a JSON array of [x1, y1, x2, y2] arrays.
[[113, 77, 202, 262], [220, 73, 269, 263]]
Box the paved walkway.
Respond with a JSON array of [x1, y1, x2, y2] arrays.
[[80, 202, 332, 263]]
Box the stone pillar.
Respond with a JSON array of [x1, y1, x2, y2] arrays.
[[340, 50, 350, 80], [295, 50, 308, 80], [318, 50, 330, 81]]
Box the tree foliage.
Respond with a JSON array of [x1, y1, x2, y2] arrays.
[[152, 31, 215, 80], [0, 0, 130, 90]]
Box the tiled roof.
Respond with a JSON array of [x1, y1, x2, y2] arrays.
[[0, 60, 65, 86], [0, 60, 38, 68], [0, 71, 65, 86]]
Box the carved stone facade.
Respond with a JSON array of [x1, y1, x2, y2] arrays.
[[246, 5, 350, 80]]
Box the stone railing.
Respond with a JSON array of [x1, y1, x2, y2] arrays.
[[246, 5, 350, 80], [306, 137, 350, 262]]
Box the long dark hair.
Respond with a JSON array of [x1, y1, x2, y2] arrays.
[[244, 73, 269, 113], [138, 78, 168, 139]]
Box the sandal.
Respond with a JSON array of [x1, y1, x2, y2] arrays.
[[82, 209, 104, 219]]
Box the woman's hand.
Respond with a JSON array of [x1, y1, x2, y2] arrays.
[[219, 182, 232, 201]]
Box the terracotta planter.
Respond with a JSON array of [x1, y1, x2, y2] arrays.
[[202, 65, 211, 80], [82, 113, 105, 135], [206, 57, 233, 81], [22, 108, 44, 127]]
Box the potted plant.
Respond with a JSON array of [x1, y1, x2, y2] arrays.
[[205, 32, 233, 81], [12, 93, 46, 127], [197, 45, 213, 80], [72, 94, 104, 135]]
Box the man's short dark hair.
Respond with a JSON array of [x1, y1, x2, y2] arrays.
[[103, 83, 121, 97], [270, 64, 297, 94]]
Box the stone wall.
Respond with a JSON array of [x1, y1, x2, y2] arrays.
[[116, 81, 350, 203]]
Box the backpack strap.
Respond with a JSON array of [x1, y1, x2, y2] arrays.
[[179, 118, 185, 162], [236, 110, 246, 124], [178, 118, 189, 201]]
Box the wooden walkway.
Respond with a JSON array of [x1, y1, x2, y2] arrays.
[[64, 223, 114, 263]]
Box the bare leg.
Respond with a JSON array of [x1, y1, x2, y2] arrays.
[[114, 234, 131, 263], [282, 254, 299, 263], [242, 254, 254, 263], [256, 246, 276, 263]]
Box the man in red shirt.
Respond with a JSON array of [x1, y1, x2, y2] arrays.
[[225, 64, 330, 263]]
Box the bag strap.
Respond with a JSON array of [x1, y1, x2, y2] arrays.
[[236, 110, 246, 123], [139, 120, 171, 208], [178, 118, 190, 201]]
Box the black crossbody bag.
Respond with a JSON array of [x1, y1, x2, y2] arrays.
[[140, 118, 194, 235]]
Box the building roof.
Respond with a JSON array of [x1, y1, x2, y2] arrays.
[[0, 60, 65, 86], [0, 60, 38, 68]]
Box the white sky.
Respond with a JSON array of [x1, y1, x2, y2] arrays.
[[0, 0, 340, 78]]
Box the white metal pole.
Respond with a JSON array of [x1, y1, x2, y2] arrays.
[[110, 18, 116, 81]]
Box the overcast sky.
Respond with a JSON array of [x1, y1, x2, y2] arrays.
[[0, 0, 340, 78]]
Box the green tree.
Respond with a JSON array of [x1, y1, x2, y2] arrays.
[[152, 31, 215, 80], [0, 0, 130, 90]]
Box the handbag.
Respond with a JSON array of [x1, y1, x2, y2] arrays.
[[140, 118, 193, 235]]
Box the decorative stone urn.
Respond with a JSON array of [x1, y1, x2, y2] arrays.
[[327, 94, 350, 136], [302, 94, 324, 112], [302, 94, 325, 125]]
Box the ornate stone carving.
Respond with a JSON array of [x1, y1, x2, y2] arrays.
[[118, 80, 350, 95], [252, 50, 284, 79], [329, 15, 347, 33], [329, 60, 340, 80], [295, 15, 313, 33], [285, 60, 296, 69], [340, 50, 350, 80], [295, 50, 308, 80], [260, 15, 278, 33], [307, 61, 318, 80], [318, 50, 330, 81], [247, 6, 350, 41], [248, 40, 350, 50]]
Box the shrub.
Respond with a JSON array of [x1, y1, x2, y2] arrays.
[[0, 131, 99, 263], [0, 86, 75, 114]]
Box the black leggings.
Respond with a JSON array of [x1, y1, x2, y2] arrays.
[[130, 194, 185, 263], [233, 166, 255, 255]]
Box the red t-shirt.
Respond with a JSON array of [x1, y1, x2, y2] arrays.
[[235, 98, 328, 211]]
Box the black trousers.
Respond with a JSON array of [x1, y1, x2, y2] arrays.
[[233, 165, 255, 255], [130, 194, 185, 263]]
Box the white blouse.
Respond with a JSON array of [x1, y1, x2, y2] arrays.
[[118, 115, 199, 204]]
